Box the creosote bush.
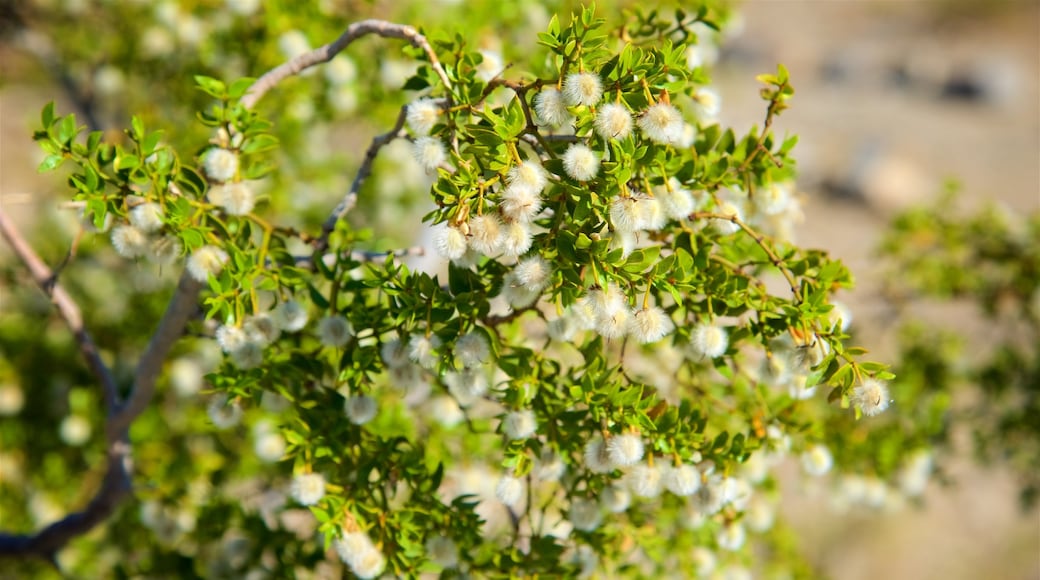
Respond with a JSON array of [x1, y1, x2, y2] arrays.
[[2, 4, 966, 578]]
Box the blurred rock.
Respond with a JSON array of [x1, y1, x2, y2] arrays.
[[822, 141, 934, 214]]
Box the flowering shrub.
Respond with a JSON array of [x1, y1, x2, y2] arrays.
[[0, 3, 973, 578]]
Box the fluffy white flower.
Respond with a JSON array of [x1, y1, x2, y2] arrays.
[[229, 341, 264, 369], [502, 409, 537, 440], [254, 431, 286, 463], [290, 472, 326, 505], [654, 179, 696, 220], [664, 464, 701, 496], [583, 437, 613, 474], [627, 462, 664, 498], [317, 314, 352, 347], [500, 271, 542, 309], [534, 87, 572, 127], [507, 160, 549, 194], [169, 358, 203, 398], [691, 87, 721, 122], [412, 136, 447, 172], [186, 245, 229, 282], [244, 313, 280, 345], [500, 185, 542, 223], [406, 97, 441, 135], [344, 395, 378, 425], [499, 221, 533, 258], [535, 449, 566, 482], [433, 224, 468, 261], [609, 197, 641, 233], [629, 306, 675, 344], [274, 300, 309, 332], [513, 255, 552, 292], [149, 235, 182, 265], [595, 102, 633, 140], [689, 322, 728, 359], [607, 433, 645, 468], [712, 200, 743, 235], [562, 144, 600, 181], [755, 181, 793, 216], [335, 531, 386, 579], [569, 498, 602, 532], [111, 225, 149, 259], [129, 203, 164, 233], [851, 378, 891, 417], [638, 102, 684, 145], [601, 484, 631, 513], [563, 72, 603, 106], [202, 147, 238, 182], [207, 395, 242, 429], [210, 182, 256, 216], [716, 522, 746, 551], [467, 214, 503, 255], [408, 334, 441, 370], [454, 331, 490, 368], [495, 475, 524, 507], [801, 444, 833, 476]]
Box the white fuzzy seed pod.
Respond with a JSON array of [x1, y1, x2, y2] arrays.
[[595, 102, 633, 140], [202, 147, 238, 182], [664, 464, 701, 496], [149, 235, 182, 265], [344, 395, 378, 425], [214, 182, 256, 216], [406, 97, 440, 135], [534, 87, 572, 127], [290, 472, 326, 505], [495, 475, 524, 507], [502, 409, 537, 440], [513, 255, 551, 292], [499, 221, 533, 258], [629, 306, 675, 344], [689, 322, 728, 359], [563, 72, 603, 106], [412, 136, 447, 172], [111, 225, 150, 259], [569, 498, 602, 532], [186, 245, 229, 282], [801, 444, 833, 477], [433, 224, 468, 261], [425, 536, 458, 569], [606, 433, 645, 468], [129, 202, 164, 233], [467, 214, 503, 256], [562, 144, 600, 181], [454, 331, 490, 368], [583, 437, 613, 474], [627, 462, 664, 498], [408, 334, 441, 370], [500, 185, 542, 223], [317, 314, 352, 347], [851, 378, 891, 417], [507, 161, 548, 194], [274, 300, 309, 332], [638, 102, 684, 145]]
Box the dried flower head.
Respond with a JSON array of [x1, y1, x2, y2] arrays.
[[534, 87, 572, 127], [412, 136, 447, 172], [638, 102, 684, 145], [406, 97, 440, 135], [433, 224, 468, 261], [689, 322, 728, 359], [850, 378, 891, 417], [563, 72, 603, 106], [186, 245, 229, 282], [467, 214, 503, 256], [562, 143, 600, 181], [595, 102, 633, 140]]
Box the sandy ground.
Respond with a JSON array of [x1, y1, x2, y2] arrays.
[[1, 1, 1038, 578]]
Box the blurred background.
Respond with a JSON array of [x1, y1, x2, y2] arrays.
[[1, 0, 1037, 578]]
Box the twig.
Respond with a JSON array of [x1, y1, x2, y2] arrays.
[[107, 272, 202, 439], [691, 210, 800, 300], [241, 19, 452, 110], [314, 106, 410, 255], [0, 209, 118, 411]]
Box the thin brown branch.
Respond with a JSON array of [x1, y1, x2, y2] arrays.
[[691, 210, 800, 300], [0, 209, 118, 411], [107, 272, 202, 439], [241, 19, 452, 110]]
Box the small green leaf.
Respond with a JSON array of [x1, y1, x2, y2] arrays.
[[37, 154, 64, 173]]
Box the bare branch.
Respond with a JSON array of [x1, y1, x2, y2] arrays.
[[241, 19, 452, 110], [0, 209, 118, 412], [315, 106, 409, 254], [107, 272, 202, 439]]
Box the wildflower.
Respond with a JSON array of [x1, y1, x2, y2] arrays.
[[244, 313, 280, 345], [499, 221, 533, 258], [502, 409, 537, 440], [584, 285, 630, 340], [755, 181, 793, 216], [454, 331, 490, 368], [801, 444, 833, 476], [211, 182, 256, 216], [500, 271, 541, 308], [425, 536, 458, 568], [406, 97, 440, 135], [111, 225, 149, 259], [495, 474, 524, 507], [408, 334, 441, 370], [444, 368, 488, 405], [202, 147, 238, 182], [851, 378, 891, 417], [344, 395, 378, 425], [691, 87, 721, 121], [467, 214, 503, 255], [216, 325, 247, 353], [500, 185, 542, 222], [149, 235, 182, 265], [563, 72, 603, 106], [562, 144, 600, 181], [534, 87, 571, 127], [129, 202, 164, 233], [689, 322, 728, 359], [638, 102, 684, 145], [716, 522, 746, 551], [254, 429, 285, 463], [290, 472, 326, 505], [601, 484, 631, 513], [654, 178, 696, 220], [607, 432, 645, 468], [433, 223, 468, 261], [412, 136, 447, 172], [507, 160, 549, 194], [547, 313, 581, 342], [335, 531, 386, 579], [59, 415, 91, 446], [629, 306, 675, 344], [380, 338, 409, 370], [186, 245, 229, 282], [513, 255, 552, 292], [609, 197, 641, 232], [595, 102, 633, 140], [476, 50, 503, 82], [627, 461, 664, 498], [609, 229, 637, 259], [712, 200, 743, 235], [664, 464, 701, 496], [583, 437, 613, 474], [317, 314, 352, 347], [229, 341, 264, 369], [274, 300, 309, 332], [207, 395, 242, 429], [569, 498, 602, 532]]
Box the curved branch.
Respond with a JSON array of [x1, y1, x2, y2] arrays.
[[0, 209, 118, 411], [241, 19, 452, 110]]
